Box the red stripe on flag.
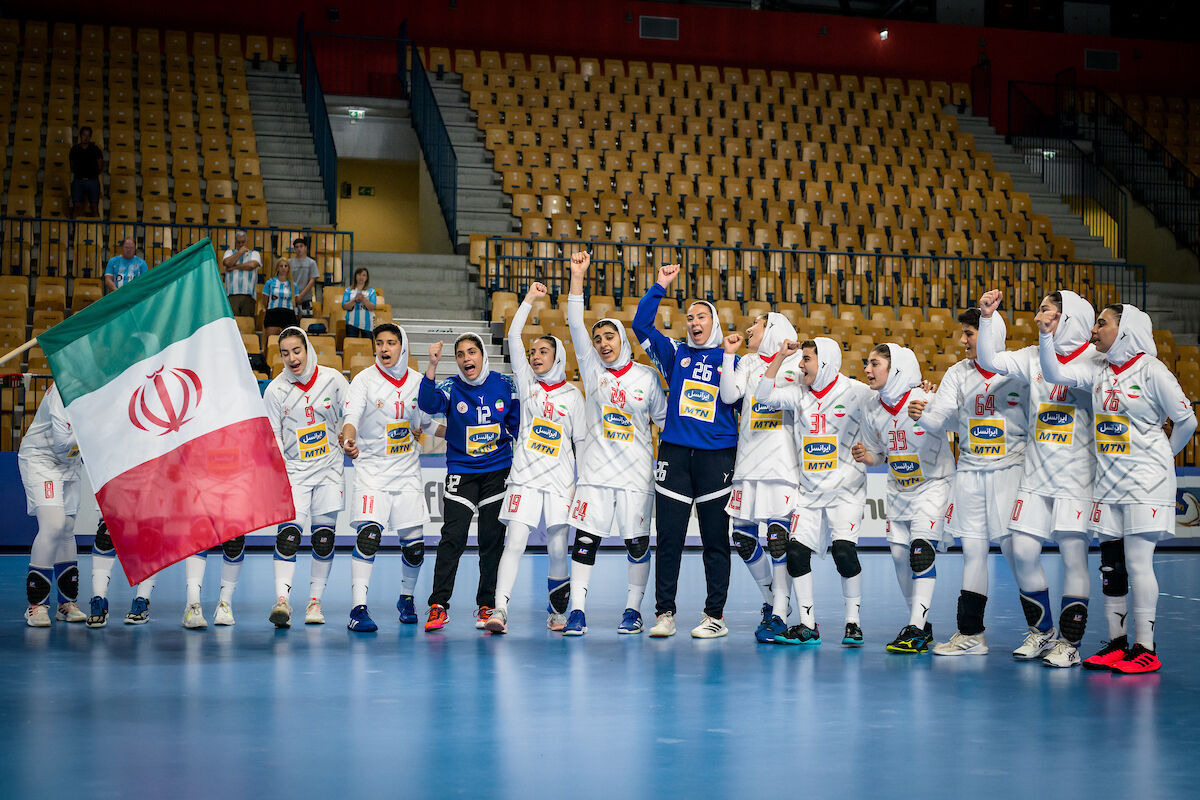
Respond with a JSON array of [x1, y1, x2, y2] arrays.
[[97, 417, 295, 585]]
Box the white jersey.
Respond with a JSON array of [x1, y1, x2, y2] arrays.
[[758, 372, 872, 507], [342, 365, 438, 493], [919, 358, 1029, 471], [568, 295, 667, 492], [17, 383, 81, 482], [263, 366, 349, 488], [721, 352, 798, 483], [861, 387, 956, 520]]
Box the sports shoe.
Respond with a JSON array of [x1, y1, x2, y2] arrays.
[[546, 612, 567, 631], [475, 606, 492, 629], [618, 608, 643, 634], [1110, 643, 1161, 674], [86, 596, 109, 628], [933, 631, 989, 656], [842, 622, 864, 647], [425, 604, 448, 631], [396, 595, 418, 625], [484, 607, 508, 634], [886, 623, 933, 654], [690, 615, 729, 639], [562, 609, 587, 636], [56, 601, 86, 623], [124, 597, 150, 625], [25, 604, 50, 627], [213, 601, 235, 626], [755, 604, 786, 643], [304, 598, 325, 624], [1042, 639, 1081, 668], [1082, 636, 1129, 670], [648, 612, 677, 638], [775, 623, 821, 646], [347, 604, 377, 632], [269, 597, 292, 628], [1012, 627, 1057, 660], [182, 603, 207, 629]]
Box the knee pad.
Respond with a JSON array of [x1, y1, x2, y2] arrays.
[[311, 527, 336, 560], [731, 529, 761, 563], [572, 532, 601, 566], [27, 567, 52, 605], [275, 525, 302, 560], [1099, 540, 1127, 596], [401, 537, 425, 567], [1059, 597, 1089, 643], [831, 540, 861, 578], [1019, 591, 1050, 629], [55, 563, 79, 602], [548, 578, 570, 614], [222, 535, 246, 563], [355, 524, 382, 560], [625, 535, 650, 563], [785, 539, 812, 578], [765, 522, 789, 560], [93, 520, 114, 554], [909, 539, 935, 575]]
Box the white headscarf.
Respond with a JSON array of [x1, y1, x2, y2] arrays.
[[1053, 290, 1096, 357], [756, 312, 797, 359], [879, 343, 922, 407], [687, 300, 724, 349], [592, 318, 633, 372], [278, 326, 317, 385], [532, 334, 567, 386], [1104, 303, 1157, 365], [811, 336, 842, 393], [375, 324, 410, 381], [454, 332, 491, 386]]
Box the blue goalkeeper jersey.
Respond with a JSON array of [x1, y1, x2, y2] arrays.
[[418, 372, 520, 473]]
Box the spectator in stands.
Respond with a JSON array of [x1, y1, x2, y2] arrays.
[[341, 268, 376, 340], [290, 238, 320, 318], [69, 126, 104, 218], [261, 258, 301, 342], [222, 231, 262, 318], [103, 237, 148, 293]]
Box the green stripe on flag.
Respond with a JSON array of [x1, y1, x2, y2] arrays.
[[39, 239, 234, 406]]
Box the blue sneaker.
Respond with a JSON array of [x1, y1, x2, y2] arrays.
[[123, 596, 150, 625], [348, 605, 378, 633], [618, 608, 643, 634], [775, 623, 821, 646], [396, 594, 418, 624], [86, 596, 108, 628], [755, 603, 785, 643], [562, 609, 587, 636]]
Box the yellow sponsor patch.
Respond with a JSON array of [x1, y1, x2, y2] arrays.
[[748, 397, 783, 430], [526, 418, 563, 457], [297, 422, 330, 460], [967, 416, 1006, 456], [1095, 413, 1131, 455], [887, 454, 925, 487], [602, 405, 633, 442], [678, 379, 717, 422], [802, 435, 838, 471], [1035, 403, 1075, 445], [466, 423, 500, 457], [385, 420, 413, 455]]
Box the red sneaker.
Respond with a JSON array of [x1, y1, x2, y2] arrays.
[[425, 604, 448, 632], [1082, 635, 1129, 670], [1111, 643, 1161, 674], [475, 606, 492, 629]]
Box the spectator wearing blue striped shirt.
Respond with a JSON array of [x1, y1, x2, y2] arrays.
[[341, 268, 377, 339], [222, 231, 262, 318], [261, 258, 301, 340]]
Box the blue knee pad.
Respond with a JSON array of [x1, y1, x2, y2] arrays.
[[401, 537, 424, 568], [625, 535, 650, 564], [311, 526, 336, 561], [222, 535, 246, 564], [275, 525, 302, 562], [92, 521, 114, 556], [354, 523, 382, 562], [909, 539, 936, 578], [732, 525, 763, 564]]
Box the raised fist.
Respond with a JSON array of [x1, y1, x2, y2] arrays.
[[723, 333, 744, 354]]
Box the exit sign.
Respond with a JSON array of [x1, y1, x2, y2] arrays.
[[357, 186, 375, 196]]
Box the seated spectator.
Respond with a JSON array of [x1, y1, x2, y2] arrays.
[[104, 238, 148, 292], [69, 127, 104, 218], [262, 258, 301, 342]]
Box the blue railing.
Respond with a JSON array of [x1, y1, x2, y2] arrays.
[[299, 35, 339, 226], [408, 50, 458, 245]]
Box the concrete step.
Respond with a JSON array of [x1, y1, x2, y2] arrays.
[[262, 161, 321, 179]]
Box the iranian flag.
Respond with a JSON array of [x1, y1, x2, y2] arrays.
[[38, 239, 294, 584]]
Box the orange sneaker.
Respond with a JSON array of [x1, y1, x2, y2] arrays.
[[475, 606, 492, 629], [1110, 643, 1161, 674], [1082, 635, 1129, 670], [425, 604, 448, 631]]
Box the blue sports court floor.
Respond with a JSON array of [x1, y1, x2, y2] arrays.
[[3, 548, 1200, 799]]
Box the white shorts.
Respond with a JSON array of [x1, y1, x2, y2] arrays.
[[24, 477, 80, 517], [726, 480, 798, 523], [790, 503, 863, 553], [568, 484, 653, 539], [499, 486, 572, 529], [1008, 490, 1091, 540], [943, 464, 1023, 542], [288, 482, 344, 530], [886, 516, 945, 547], [351, 485, 429, 531], [1090, 501, 1175, 541]]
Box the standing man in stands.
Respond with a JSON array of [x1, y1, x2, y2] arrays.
[[69, 126, 103, 218], [103, 237, 148, 293], [222, 231, 262, 318], [290, 237, 320, 319]]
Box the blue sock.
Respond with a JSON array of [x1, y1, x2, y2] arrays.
[[1020, 588, 1053, 632]]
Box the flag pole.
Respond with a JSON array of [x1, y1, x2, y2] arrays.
[[0, 337, 37, 367]]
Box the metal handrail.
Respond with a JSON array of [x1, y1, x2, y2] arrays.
[[408, 48, 458, 245], [299, 34, 339, 225]]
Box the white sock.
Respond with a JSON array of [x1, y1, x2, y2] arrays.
[[350, 558, 373, 607], [219, 560, 241, 604], [909, 576, 935, 628], [791, 572, 815, 627], [91, 553, 116, 598], [309, 559, 332, 601], [843, 573, 862, 624], [1125, 533, 1160, 650], [1105, 594, 1128, 639], [274, 558, 296, 600], [398, 526, 424, 597], [569, 561, 592, 613], [770, 560, 790, 619], [745, 552, 774, 604], [135, 576, 156, 600], [626, 559, 650, 611], [546, 525, 570, 581], [494, 522, 531, 613], [185, 554, 205, 605]]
